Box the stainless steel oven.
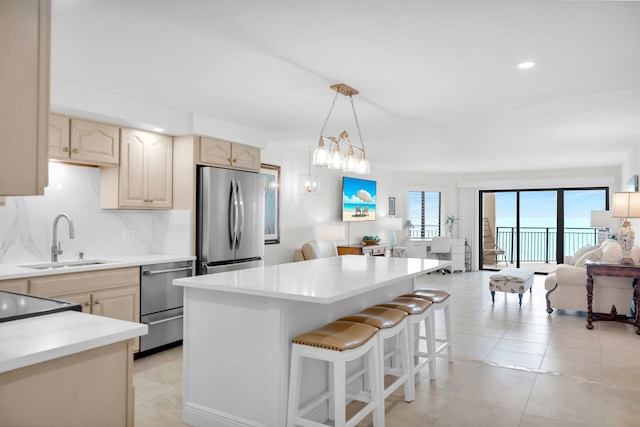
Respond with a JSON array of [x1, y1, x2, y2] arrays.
[[139, 260, 193, 354]]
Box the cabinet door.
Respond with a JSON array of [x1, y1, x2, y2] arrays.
[[0, 279, 28, 293], [91, 285, 139, 323], [232, 144, 260, 172], [200, 137, 231, 167], [70, 119, 119, 166], [146, 133, 173, 209], [119, 129, 147, 208], [55, 293, 92, 314], [48, 113, 70, 160], [0, 0, 50, 196]]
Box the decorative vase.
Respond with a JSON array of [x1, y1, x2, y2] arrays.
[[618, 220, 635, 264]]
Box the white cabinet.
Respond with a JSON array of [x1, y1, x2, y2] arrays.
[[101, 128, 173, 209], [0, 0, 50, 196], [50, 116, 120, 166], [199, 137, 260, 172], [450, 239, 466, 272]]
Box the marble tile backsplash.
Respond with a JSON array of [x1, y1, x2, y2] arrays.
[[0, 162, 191, 265]]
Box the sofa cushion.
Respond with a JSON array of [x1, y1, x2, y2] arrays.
[[574, 248, 602, 266], [572, 244, 599, 265]]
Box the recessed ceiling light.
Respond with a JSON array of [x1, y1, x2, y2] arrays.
[[517, 61, 536, 70], [152, 127, 164, 132]]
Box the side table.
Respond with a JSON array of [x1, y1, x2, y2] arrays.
[[585, 260, 640, 334]]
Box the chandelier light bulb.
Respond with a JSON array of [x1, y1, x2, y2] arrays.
[[328, 143, 344, 169], [312, 137, 329, 166], [343, 146, 358, 172]]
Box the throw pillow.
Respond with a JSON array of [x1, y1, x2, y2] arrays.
[[601, 242, 622, 263], [575, 248, 602, 266], [572, 244, 599, 265], [301, 240, 320, 260]]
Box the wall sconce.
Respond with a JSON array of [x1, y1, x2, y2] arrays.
[[312, 83, 370, 175]]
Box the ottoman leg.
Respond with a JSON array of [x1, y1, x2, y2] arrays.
[[518, 293, 523, 305], [491, 290, 495, 303]]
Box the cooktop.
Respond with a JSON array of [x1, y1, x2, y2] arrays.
[[0, 291, 82, 323]]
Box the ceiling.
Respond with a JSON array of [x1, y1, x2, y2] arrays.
[[50, 0, 640, 174]]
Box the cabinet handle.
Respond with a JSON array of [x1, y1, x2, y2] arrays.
[[232, 158, 237, 163], [63, 147, 70, 152], [94, 300, 100, 305], [72, 148, 79, 153], [227, 157, 232, 162], [84, 301, 91, 307]]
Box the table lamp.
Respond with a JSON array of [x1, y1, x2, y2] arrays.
[[611, 192, 640, 265], [590, 210, 614, 245], [321, 223, 346, 255]]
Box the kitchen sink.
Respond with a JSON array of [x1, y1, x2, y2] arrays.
[[19, 259, 114, 270]]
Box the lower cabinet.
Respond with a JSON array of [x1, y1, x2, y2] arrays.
[[0, 279, 28, 293], [0, 340, 136, 427], [29, 267, 140, 350]]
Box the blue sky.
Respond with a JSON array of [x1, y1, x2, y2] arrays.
[[495, 189, 607, 228]]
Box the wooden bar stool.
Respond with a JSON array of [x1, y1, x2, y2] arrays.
[[374, 297, 436, 381], [286, 321, 384, 427], [403, 289, 453, 363], [338, 306, 414, 402]]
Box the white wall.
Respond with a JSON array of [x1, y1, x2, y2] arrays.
[[261, 141, 624, 265]]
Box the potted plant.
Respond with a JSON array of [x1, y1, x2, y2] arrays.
[[445, 215, 458, 238]]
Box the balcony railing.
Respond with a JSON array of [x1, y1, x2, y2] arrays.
[[495, 226, 599, 263]]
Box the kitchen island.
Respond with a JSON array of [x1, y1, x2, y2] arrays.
[[174, 255, 452, 427], [0, 311, 147, 426]]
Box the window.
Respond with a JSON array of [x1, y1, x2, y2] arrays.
[[408, 191, 442, 238]]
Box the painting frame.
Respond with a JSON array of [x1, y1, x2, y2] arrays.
[[261, 163, 281, 244], [627, 175, 639, 192], [389, 197, 396, 216]]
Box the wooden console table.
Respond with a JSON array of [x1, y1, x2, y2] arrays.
[[337, 244, 391, 257], [585, 261, 640, 334]]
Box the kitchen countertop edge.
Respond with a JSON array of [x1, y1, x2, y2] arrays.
[[0, 254, 196, 281], [0, 311, 148, 373]]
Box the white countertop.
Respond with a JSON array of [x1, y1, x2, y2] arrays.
[[174, 255, 452, 304], [0, 311, 147, 373], [0, 254, 196, 281]]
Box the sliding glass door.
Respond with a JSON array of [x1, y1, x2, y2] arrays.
[[481, 188, 608, 273]]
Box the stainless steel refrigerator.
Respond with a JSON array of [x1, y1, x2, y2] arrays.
[[197, 166, 265, 275]]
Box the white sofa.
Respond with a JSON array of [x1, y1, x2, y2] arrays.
[[544, 239, 639, 315], [293, 240, 337, 262]]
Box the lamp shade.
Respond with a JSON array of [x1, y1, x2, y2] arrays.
[[321, 223, 346, 241], [612, 192, 640, 219], [590, 210, 614, 228]]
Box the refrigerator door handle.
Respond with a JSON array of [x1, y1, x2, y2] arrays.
[[236, 180, 245, 249], [228, 181, 237, 250]]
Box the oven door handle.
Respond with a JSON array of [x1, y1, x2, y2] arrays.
[[142, 266, 193, 275], [144, 315, 184, 326]]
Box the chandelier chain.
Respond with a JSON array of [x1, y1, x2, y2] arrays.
[[349, 95, 365, 150], [319, 90, 339, 136]]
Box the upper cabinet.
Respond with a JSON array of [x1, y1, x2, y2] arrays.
[[199, 137, 260, 172], [101, 128, 172, 209], [0, 0, 50, 196], [49, 115, 119, 166]]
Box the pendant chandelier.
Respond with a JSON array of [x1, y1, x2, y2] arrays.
[[312, 83, 370, 175]]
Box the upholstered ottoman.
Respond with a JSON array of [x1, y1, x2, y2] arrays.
[[489, 268, 534, 305]]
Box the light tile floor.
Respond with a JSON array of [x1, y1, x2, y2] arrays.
[[133, 270, 640, 426]]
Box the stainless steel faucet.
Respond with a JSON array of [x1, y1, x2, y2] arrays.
[[51, 213, 75, 262]]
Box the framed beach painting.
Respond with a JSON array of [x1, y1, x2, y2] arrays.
[[389, 197, 396, 216], [262, 164, 280, 244]]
